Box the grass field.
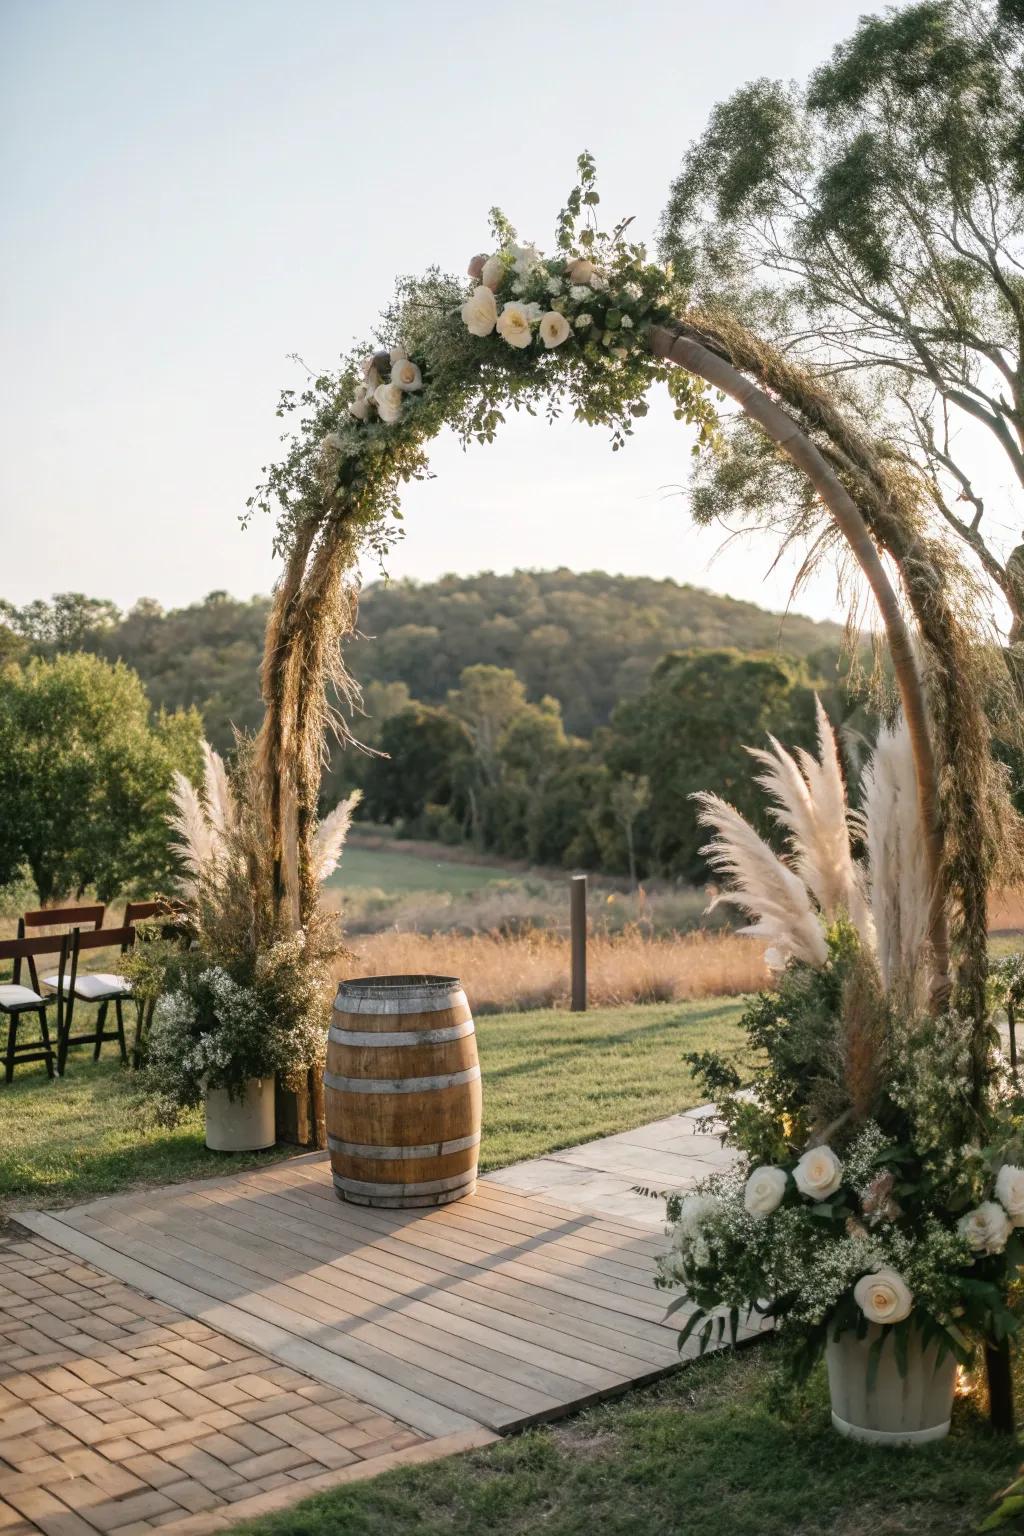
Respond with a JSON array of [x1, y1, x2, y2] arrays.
[[225, 1344, 1020, 1536], [0, 996, 748, 1219], [328, 845, 512, 895]]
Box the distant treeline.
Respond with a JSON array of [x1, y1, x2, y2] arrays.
[[0, 574, 861, 882]]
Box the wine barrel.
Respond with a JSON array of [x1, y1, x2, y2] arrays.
[[324, 974, 481, 1208]]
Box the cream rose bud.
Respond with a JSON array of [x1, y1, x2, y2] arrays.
[[566, 257, 595, 283], [389, 345, 407, 364], [347, 393, 372, 422], [481, 255, 505, 291], [496, 301, 533, 349], [391, 357, 423, 392], [373, 382, 404, 425], [538, 311, 571, 349], [743, 1166, 787, 1219], [995, 1164, 1024, 1225], [467, 253, 488, 280], [461, 285, 498, 337], [854, 1268, 913, 1326], [959, 1200, 1011, 1254], [793, 1144, 843, 1201]]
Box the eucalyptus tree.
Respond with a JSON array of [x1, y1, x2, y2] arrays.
[[660, 0, 1024, 638]]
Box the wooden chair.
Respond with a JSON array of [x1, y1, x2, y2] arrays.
[[20, 903, 105, 937], [124, 898, 186, 932], [54, 924, 136, 1075], [0, 933, 67, 1082]]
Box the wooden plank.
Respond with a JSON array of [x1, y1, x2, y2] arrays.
[[177, 1172, 673, 1371], [112, 1191, 617, 1403], [247, 1166, 667, 1317], [62, 1204, 557, 1429], [184, 1181, 632, 1388], [239, 1164, 674, 1325], [283, 1158, 664, 1274], [15, 1210, 478, 1439]]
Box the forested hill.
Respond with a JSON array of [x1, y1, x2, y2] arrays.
[[1, 571, 844, 746], [352, 571, 843, 735]]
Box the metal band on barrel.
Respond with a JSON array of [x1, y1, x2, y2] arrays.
[[331, 1169, 477, 1198], [327, 1130, 481, 1160], [328, 1020, 475, 1048], [323, 1064, 481, 1095]]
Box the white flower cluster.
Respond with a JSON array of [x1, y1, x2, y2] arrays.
[[345, 346, 423, 429], [957, 1165, 1024, 1255], [460, 244, 632, 360]]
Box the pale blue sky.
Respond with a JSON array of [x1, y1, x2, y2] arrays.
[[2, 0, 893, 622]]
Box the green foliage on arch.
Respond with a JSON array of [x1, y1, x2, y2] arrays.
[[247, 155, 719, 565]]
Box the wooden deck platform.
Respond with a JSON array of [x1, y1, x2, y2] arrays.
[[19, 1152, 725, 1440]]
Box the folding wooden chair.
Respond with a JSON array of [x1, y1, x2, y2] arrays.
[[0, 933, 66, 1082], [54, 924, 136, 1075]]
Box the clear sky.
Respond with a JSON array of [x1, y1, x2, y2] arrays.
[[2, 0, 887, 624]]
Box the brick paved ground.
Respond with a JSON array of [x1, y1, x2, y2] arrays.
[[0, 1235, 447, 1536]]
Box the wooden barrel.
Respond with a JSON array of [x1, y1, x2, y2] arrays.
[[324, 974, 481, 1208]]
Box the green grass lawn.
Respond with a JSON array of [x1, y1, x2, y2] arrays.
[[328, 845, 513, 894], [225, 1344, 1020, 1536], [0, 997, 747, 1218]]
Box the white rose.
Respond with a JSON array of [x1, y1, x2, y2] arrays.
[[538, 311, 571, 349], [512, 243, 541, 274], [566, 257, 596, 283], [569, 284, 591, 302], [793, 1144, 843, 1201], [373, 382, 404, 425], [391, 357, 423, 392], [854, 1268, 914, 1325], [959, 1201, 1011, 1254], [743, 1166, 787, 1219], [481, 255, 505, 291], [995, 1164, 1024, 1225], [496, 302, 533, 349], [589, 271, 609, 291], [461, 284, 498, 337]]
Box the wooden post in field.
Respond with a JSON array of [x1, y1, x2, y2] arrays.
[[570, 874, 587, 1013]]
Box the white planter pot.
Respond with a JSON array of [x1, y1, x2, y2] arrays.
[[205, 1077, 276, 1152], [826, 1325, 957, 1446]]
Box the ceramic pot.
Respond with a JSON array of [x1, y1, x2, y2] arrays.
[[826, 1324, 957, 1446], [205, 1077, 276, 1152]]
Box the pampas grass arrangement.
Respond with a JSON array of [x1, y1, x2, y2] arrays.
[[694, 696, 931, 997]]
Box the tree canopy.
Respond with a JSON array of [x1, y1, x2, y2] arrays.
[[660, 0, 1024, 638]]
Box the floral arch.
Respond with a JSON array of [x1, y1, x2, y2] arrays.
[[251, 156, 1009, 1069]]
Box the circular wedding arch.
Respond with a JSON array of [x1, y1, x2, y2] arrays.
[[251, 162, 1004, 1069]]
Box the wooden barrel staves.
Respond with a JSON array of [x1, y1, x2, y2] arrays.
[[324, 975, 481, 1208]]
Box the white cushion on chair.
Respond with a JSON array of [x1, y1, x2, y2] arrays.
[[0, 983, 46, 1011], [43, 973, 131, 1001]]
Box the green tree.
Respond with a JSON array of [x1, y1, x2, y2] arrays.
[[361, 704, 472, 828], [660, 0, 1024, 637], [605, 649, 817, 879], [0, 654, 202, 903]]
